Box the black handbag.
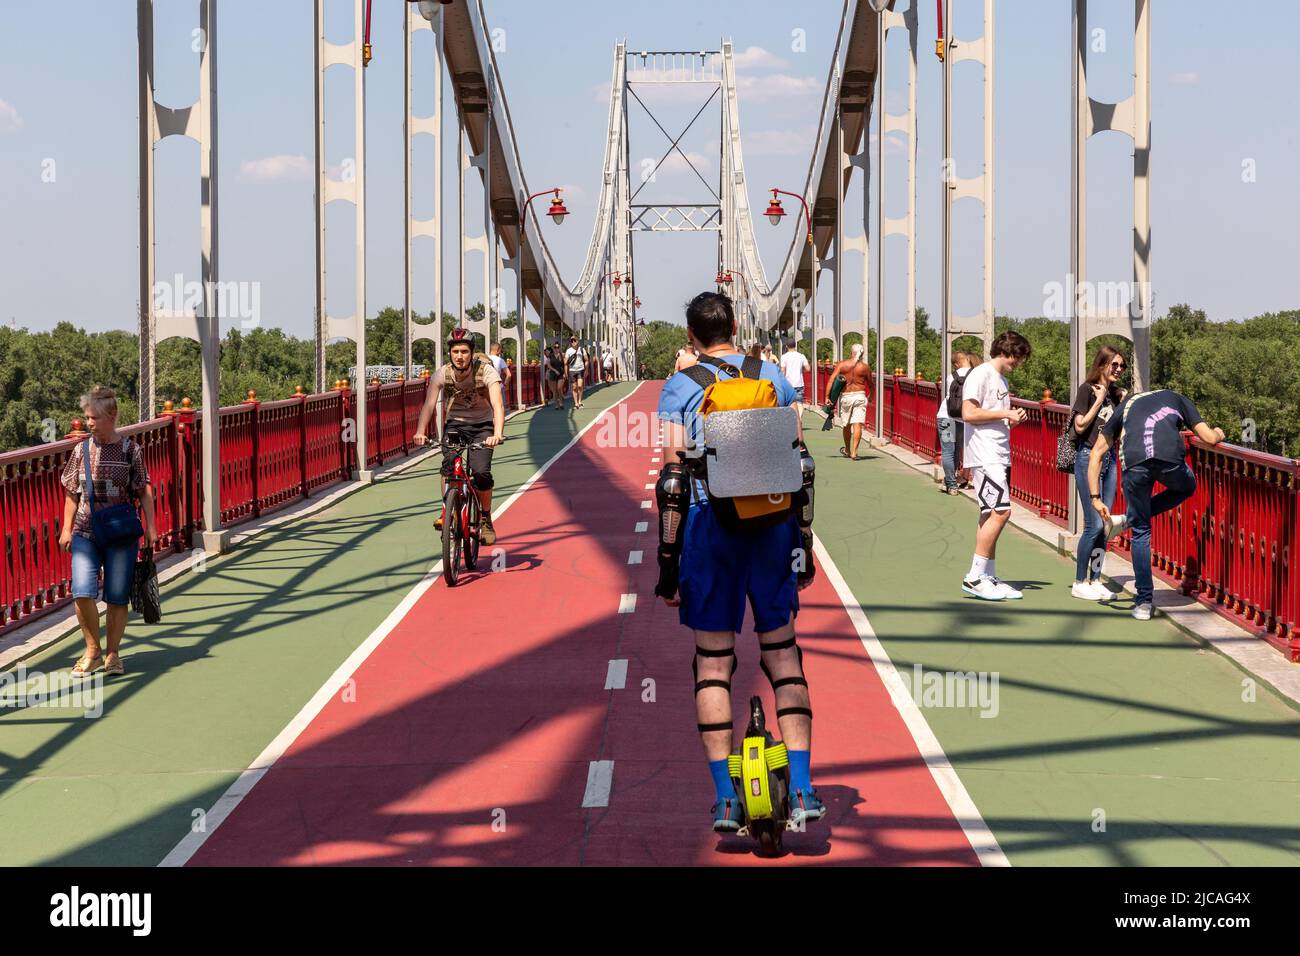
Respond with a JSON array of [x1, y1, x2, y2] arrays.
[[83, 439, 144, 546], [1055, 419, 1079, 473], [131, 548, 162, 624]]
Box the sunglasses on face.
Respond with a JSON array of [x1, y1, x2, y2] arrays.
[[1109, 361, 1126, 371]]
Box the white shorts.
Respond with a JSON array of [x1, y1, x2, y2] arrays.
[[834, 390, 868, 427], [972, 463, 1012, 514]]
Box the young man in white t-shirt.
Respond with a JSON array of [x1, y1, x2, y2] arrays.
[[564, 336, 589, 409], [778, 338, 810, 418], [488, 342, 512, 400], [959, 331, 1031, 601]]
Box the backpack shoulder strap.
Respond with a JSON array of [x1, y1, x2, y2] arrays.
[[739, 356, 763, 380], [681, 365, 717, 391], [82, 440, 94, 509]]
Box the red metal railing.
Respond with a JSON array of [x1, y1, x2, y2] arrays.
[[0, 376, 544, 638], [863, 374, 1300, 661]]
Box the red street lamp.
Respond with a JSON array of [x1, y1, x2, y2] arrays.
[[766, 188, 812, 244], [634, 296, 642, 309], [524, 187, 568, 226]]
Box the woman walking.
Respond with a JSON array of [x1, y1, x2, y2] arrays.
[[937, 352, 973, 494], [58, 386, 157, 676], [1070, 346, 1127, 600]]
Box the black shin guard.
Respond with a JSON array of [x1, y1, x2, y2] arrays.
[[694, 646, 737, 734], [654, 461, 690, 600], [759, 637, 812, 722]]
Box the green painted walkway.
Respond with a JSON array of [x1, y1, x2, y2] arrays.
[[1, 384, 1296, 866], [0, 383, 637, 867], [803, 420, 1300, 866]]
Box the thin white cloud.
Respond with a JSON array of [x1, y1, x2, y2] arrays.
[[743, 125, 818, 157], [732, 46, 789, 71], [240, 153, 311, 183], [735, 72, 821, 103], [1169, 71, 1199, 86], [0, 97, 22, 133]]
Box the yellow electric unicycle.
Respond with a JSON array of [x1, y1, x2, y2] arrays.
[[729, 696, 791, 856]]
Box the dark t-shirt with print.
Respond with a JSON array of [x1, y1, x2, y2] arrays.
[[1101, 389, 1203, 467], [1070, 382, 1124, 448]]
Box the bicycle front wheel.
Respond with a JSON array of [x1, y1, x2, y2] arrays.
[[442, 487, 463, 586]]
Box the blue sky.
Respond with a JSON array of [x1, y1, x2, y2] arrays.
[[1, 0, 1296, 342]]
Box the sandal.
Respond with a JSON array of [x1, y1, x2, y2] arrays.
[[104, 655, 125, 676], [72, 654, 103, 678]]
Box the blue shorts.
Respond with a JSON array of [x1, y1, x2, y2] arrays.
[[792, 387, 806, 403], [678, 502, 800, 634], [70, 534, 136, 607]]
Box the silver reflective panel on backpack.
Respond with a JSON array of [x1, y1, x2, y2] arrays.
[[702, 407, 804, 498]]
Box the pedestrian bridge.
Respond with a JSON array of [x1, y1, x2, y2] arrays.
[[1, 381, 1296, 867]]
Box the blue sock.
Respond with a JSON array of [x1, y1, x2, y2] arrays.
[[708, 758, 735, 802], [788, 750, 812, 793]]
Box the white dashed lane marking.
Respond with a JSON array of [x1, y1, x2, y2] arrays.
[[641, 500, 651, 509], [604, 659, 628, 690], [583, 761, 615, 808], [619, 593, 637, 613], [628, 550, 643, 565], [634, 521, 648, 533]]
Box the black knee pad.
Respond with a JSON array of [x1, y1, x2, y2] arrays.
[[472, 471, 494, 491]]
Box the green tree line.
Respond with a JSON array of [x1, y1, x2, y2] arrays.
[[635, 304, 1300, 457]]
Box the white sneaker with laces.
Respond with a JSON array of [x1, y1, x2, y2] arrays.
[[1132, 602, 1153, 620], [1071, 581, 1104, 601], [988, 576, 1023, 600], [1093, 582, 1116, 602], [1104, 512, 1128, 543], [962, 576, 1005, 601]]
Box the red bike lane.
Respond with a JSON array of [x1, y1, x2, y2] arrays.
[[188, 383, 985, 866]]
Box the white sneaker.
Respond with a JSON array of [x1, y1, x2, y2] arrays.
[[1094, 582, 1117, 602], [1104, 512, 1128, 543], [1071, 581, 1104, 601], [962, 576, 1005, 601], [1132, 602, 1153, 621], [988, 576, 1023, 600]]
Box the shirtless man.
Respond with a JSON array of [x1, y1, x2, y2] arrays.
[[829, 343, 871, 459]]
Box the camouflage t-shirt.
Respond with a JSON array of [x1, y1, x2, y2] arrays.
[[60, 437, 150, 541]]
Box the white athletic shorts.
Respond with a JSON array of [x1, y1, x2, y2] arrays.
[[834, 390, 868, 427], [972, 462, 1012, 515]]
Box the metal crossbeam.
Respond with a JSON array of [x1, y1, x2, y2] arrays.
[[630, 205, 722, 232]]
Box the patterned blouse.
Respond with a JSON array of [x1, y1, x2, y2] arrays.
[[60, 437, 151, 541]]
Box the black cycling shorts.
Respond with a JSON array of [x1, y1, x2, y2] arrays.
[[441, 419, 495, 487]]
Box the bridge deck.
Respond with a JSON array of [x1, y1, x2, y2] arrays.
[[1, 382, 1296, 866]]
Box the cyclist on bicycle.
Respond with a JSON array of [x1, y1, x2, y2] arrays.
[[413, 328, 505, 545]]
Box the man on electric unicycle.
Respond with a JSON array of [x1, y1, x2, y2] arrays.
[[654, 292, 825, 837]]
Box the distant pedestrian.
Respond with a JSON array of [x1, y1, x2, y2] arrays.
[[779, 338, 810, 419]]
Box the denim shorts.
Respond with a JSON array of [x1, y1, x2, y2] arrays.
[[70, 534, 137, 606], [678, 502, 801, 634]]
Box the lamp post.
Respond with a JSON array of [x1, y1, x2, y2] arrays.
[[515, 187, 568, 405], [766, 187, 817, 405]]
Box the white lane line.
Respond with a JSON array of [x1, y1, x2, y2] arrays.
[[604, 659, 628, 690], [811, 535, 1010, 868], [634, 521, 648, 533], [160, 383, 647, 868], [647, 470, 657, 475], [643, 483, 654, 490], [651, 457, 660, 463], [627, 550, 643, 565], [640, 500, 651, 509], [618, 593, 637, 614], [582, 760, 615, 807]]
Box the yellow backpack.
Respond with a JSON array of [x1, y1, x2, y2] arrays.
[[681, 355, 796, 530]]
